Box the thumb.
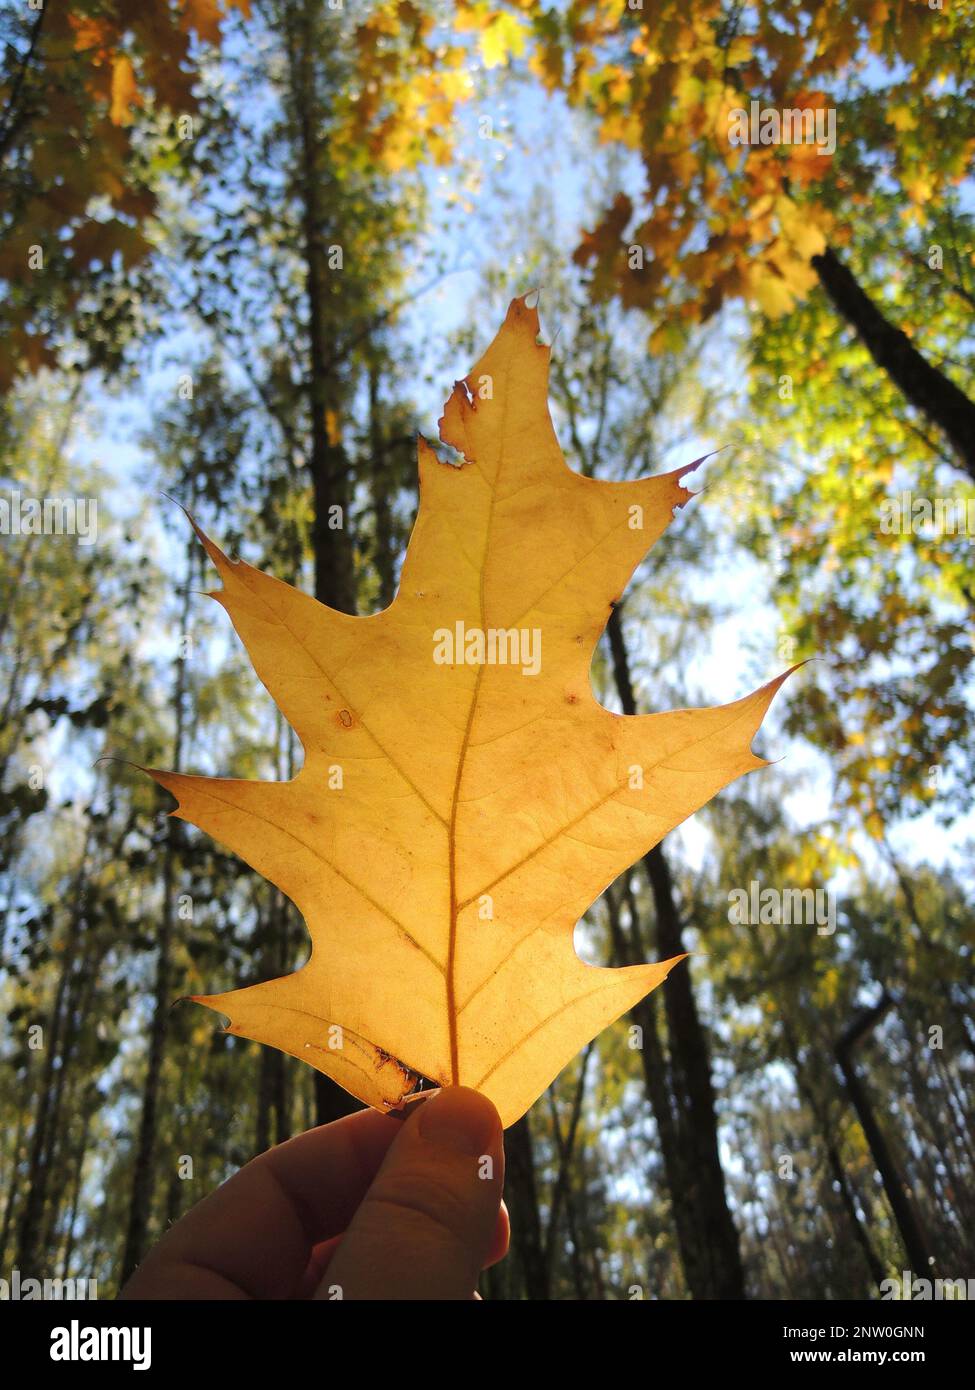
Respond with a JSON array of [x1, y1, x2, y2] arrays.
[[318, 1086, 504, 1300]]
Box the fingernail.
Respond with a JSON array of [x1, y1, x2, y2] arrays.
[[417, 1086, 497, 1157]]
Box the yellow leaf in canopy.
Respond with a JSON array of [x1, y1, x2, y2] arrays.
[[775, 195, 829, 261], [110, 55, 139, 127], [886, 103, 917, 133], [480, 12, 528, 69], [726, 35, 752, 66], [149, 297, 788, 1126], [748, 262, 795, 318], [765, 242, 819, 298], [904, 174, 933, 205]]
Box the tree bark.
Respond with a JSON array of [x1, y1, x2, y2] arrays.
[[606, 604, 745, 1298], [59, 1108, 91, 1278], [286, 0, 360, 1127], [504, 1113, 549, 1299], [544, 1043, 593, 1291], [0, 1106, 26, 1269], [368, 361, 397, 609], [607, 883, 702, 1293], [812, 246, 975, 480], [120, 539, 193, 1283], [16, 835, 92, 1275], [835, 991, 936, 1274], [780, 1013, 884, 1290]]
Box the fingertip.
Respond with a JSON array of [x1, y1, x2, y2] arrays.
[[319, 1086, 506, 1299], [415, 1085, 502, 1157]]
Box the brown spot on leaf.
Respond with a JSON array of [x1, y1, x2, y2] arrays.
[[375, 1045, 419, 1085]]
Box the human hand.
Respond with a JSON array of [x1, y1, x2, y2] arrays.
[[120, 1085, 508, 1300]]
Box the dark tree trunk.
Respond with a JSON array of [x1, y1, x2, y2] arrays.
[[836, 992, 936, 1274], [40, 943, 101, 1264], [16, 847, 89, 1275], [504, 1113, 549, 1300], [0, 1106, 26, 1268], [544, 1042, 593, 1291], [643, 842, 746, 1298], [776, 1009, 884, 1291], [812, 246, 975, 479], [606, 605, 745, 1299], [60, 1108, 91, 1278], [287, 0, 360, 1128], [368, 361, 398, 609], [607, 884, 703, 1293], [120, 538, 194, 1283]]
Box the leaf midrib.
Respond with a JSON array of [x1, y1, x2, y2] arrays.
[[445, 362, 510, 1085]]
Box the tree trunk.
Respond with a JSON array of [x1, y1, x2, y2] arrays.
[[812, 246, 975, 479], [287, 0, 359, 1128], [606, 605, 745, 1298], [607, 883, 703, 1294], [16, 836, 92, 1275], [504, 1113, 549, 1299], [779, 1013, 884, 1290], [0, 1105, 26, 1269], [120, 539, 193, 1282], [39, 938, 102, 1264], [544, 1043, 593, 1291], [59, 1107, 91, 1278], [835, 992, 936, 1274], [369, 361, 398, 609]]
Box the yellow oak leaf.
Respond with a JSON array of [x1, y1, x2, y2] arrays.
[[149, 296, 788, 1126]]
